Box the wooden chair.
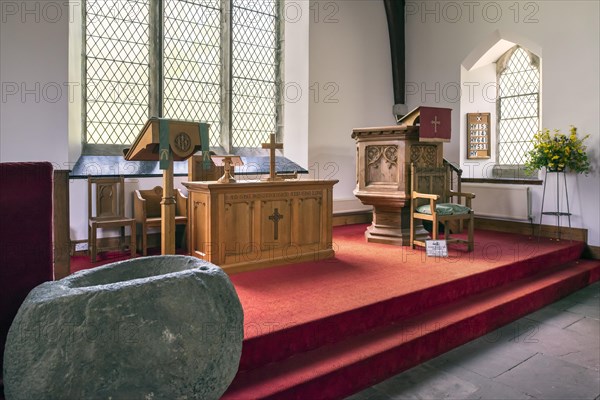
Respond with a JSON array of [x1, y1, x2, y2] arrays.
[[409, 163, 476, 251], [88, 176, 136, 262], [134, 186, 188, 256]]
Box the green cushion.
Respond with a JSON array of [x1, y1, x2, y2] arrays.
[[416, 203, 471, 216]]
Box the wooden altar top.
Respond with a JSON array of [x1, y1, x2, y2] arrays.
[[183, 178, 338, 190]]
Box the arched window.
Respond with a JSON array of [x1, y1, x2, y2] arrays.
[[496, 46, 540, 165]]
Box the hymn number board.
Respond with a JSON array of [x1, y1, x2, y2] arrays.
[[467, 113, 491, 159]]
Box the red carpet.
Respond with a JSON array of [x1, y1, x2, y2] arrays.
[[222, 224, 599, 399], [69, 224, 599, 399]]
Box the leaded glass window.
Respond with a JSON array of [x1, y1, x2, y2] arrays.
[[164, 0, 222, 147], [231, 0, 280, 148], [497, 46, 540, 165], [85, 0, 150, 145], [84, 0, 281, 150]]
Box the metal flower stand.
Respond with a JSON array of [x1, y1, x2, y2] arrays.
[[539, 169, 571, 240]]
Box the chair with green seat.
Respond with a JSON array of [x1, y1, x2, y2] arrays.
[[409, 163, 476, 251]]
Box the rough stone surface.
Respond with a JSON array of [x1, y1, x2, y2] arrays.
[[3, 256, 243, 400]]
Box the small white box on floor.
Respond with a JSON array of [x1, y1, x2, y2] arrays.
[[426, 240, 448, 257]]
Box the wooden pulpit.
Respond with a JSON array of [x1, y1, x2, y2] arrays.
[[352, 106, 450, 245], [125, 117, 210, 254]]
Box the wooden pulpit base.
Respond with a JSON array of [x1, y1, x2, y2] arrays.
[[360, 205, 429, 246]]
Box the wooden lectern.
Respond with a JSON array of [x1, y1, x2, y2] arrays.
[[125, 118, 210, 254], [352, 107, 450, 245]]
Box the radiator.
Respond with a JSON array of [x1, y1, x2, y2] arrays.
[[462, 183, 532, 221]]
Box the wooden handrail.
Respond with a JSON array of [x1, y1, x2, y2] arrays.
[[443, 158, 462, 176]]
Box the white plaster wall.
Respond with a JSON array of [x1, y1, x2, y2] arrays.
[[460, 63, 497, 178], [68, 0, 83, 163], [283, 0, 310, 169], [308, 0, 396, 212], [0, 1, 70, 166], [406, 0, 600, 245]]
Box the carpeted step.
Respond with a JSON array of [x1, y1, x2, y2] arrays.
[[223, 259, 600, 400], [235, 235, 585, 372]]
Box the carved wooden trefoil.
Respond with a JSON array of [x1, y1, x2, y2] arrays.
[[366, 145, 398, 185], [410, 145, 438, 167]]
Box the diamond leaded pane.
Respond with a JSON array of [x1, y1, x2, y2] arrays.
[[500, 94, 538, 119], [85, 0, 150, 145], [498, 117, 538, 164], [231, 0, 280, 148], [498, 47, 540, 165], [163, 0, 221, 147]]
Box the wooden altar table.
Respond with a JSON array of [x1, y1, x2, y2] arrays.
[[183, 179, 338, 274]]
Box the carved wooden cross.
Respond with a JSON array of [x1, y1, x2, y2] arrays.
[[431, 116, 441, 133], [261, 133, 284, 181], [269, 208, 283, 240]]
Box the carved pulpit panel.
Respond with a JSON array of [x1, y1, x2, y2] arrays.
[[366, 145, 398, 185], [410, 144, 440, 167]]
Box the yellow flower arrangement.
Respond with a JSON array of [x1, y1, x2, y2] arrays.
[[525, 126, 591, 174]]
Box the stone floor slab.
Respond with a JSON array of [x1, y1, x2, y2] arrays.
[[525, 306, 584, 329], [516, 318, 597, 359], [565, 290, 600, 304], [344, 387, 390, 400], [494, 353, 600, 400], [372, 363, 479, 400], [558, 344, 600, 372], [545, 297, 579, 311], [564, 282, 600, 301], [430, 362, 534, 400], [565, 303, 600, 320], [429, 334, 539, 379], [565, 317, 600, 338]]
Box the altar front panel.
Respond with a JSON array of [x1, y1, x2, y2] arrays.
[[257, 198, 292, 251], [184, 180, 337, 274]]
